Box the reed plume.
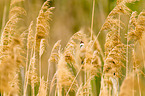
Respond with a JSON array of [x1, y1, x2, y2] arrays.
[[0, 0, 145, 96], [99, 1, 136, 96], [0, 0, 27, 93], [57, 53, 77, 95], [47, 40, 61, 96], [128, 11, 145, 42], [35, 0, 54, 52]]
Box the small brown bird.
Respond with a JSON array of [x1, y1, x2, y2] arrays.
[[79, 41, 86, 64], [80, 41, 84, 48]]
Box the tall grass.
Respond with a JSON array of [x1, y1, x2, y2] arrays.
[[0, 0, 145, 96]]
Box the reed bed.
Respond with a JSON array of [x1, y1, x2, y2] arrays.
[[0, 0, 145, 96]]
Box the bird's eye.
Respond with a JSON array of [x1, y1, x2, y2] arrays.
[[112, 61, 115, 64]]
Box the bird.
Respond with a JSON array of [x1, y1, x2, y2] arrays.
[[79, 41, 86, 64], [80, 41, 84, 48]]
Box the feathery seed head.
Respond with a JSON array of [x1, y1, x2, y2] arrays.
[[57, 54, 77, 90], [39, 39, 46, 56], [128, 11, 145, 42], [48, 40, 61, 63]]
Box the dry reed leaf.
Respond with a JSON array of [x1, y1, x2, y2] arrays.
[[119, 74, 145, 96]]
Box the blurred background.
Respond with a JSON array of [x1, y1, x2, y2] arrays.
[[0, 0, 119, 47]]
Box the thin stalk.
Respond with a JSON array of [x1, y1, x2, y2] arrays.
[[32, 83, 35, 96], [47, 61, 51, 82], [57, 70, 62, 96], [132, 49, 135, 96], [23, 48, 34, 96], [137, 73, 141, 96], [58, 84, 62, 96], [133, 69, 134, 96], [90, 0, 95, 40], [84, 66, 87, 96], [112, 77, 119, 96], [140, 44, 145, 70], [66, 65, 83, 96], [76, 76, 94, 96], [87, 72, 91, 96], [49, 72, 57, 96], [99, 75, 104, 96], [39, 55, 42, 81], [31, 50, 35, 96], [1, 5, 7, 34], [14, 48, 18, 96], [23, 43, 30, 95], [126, 39, 129, 77], [118, 14, 121, 39], [55, 86, 57, 96], [26, 43, 30, 75], [134, 42, 142, 96], [109, 84, 111, 96]]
